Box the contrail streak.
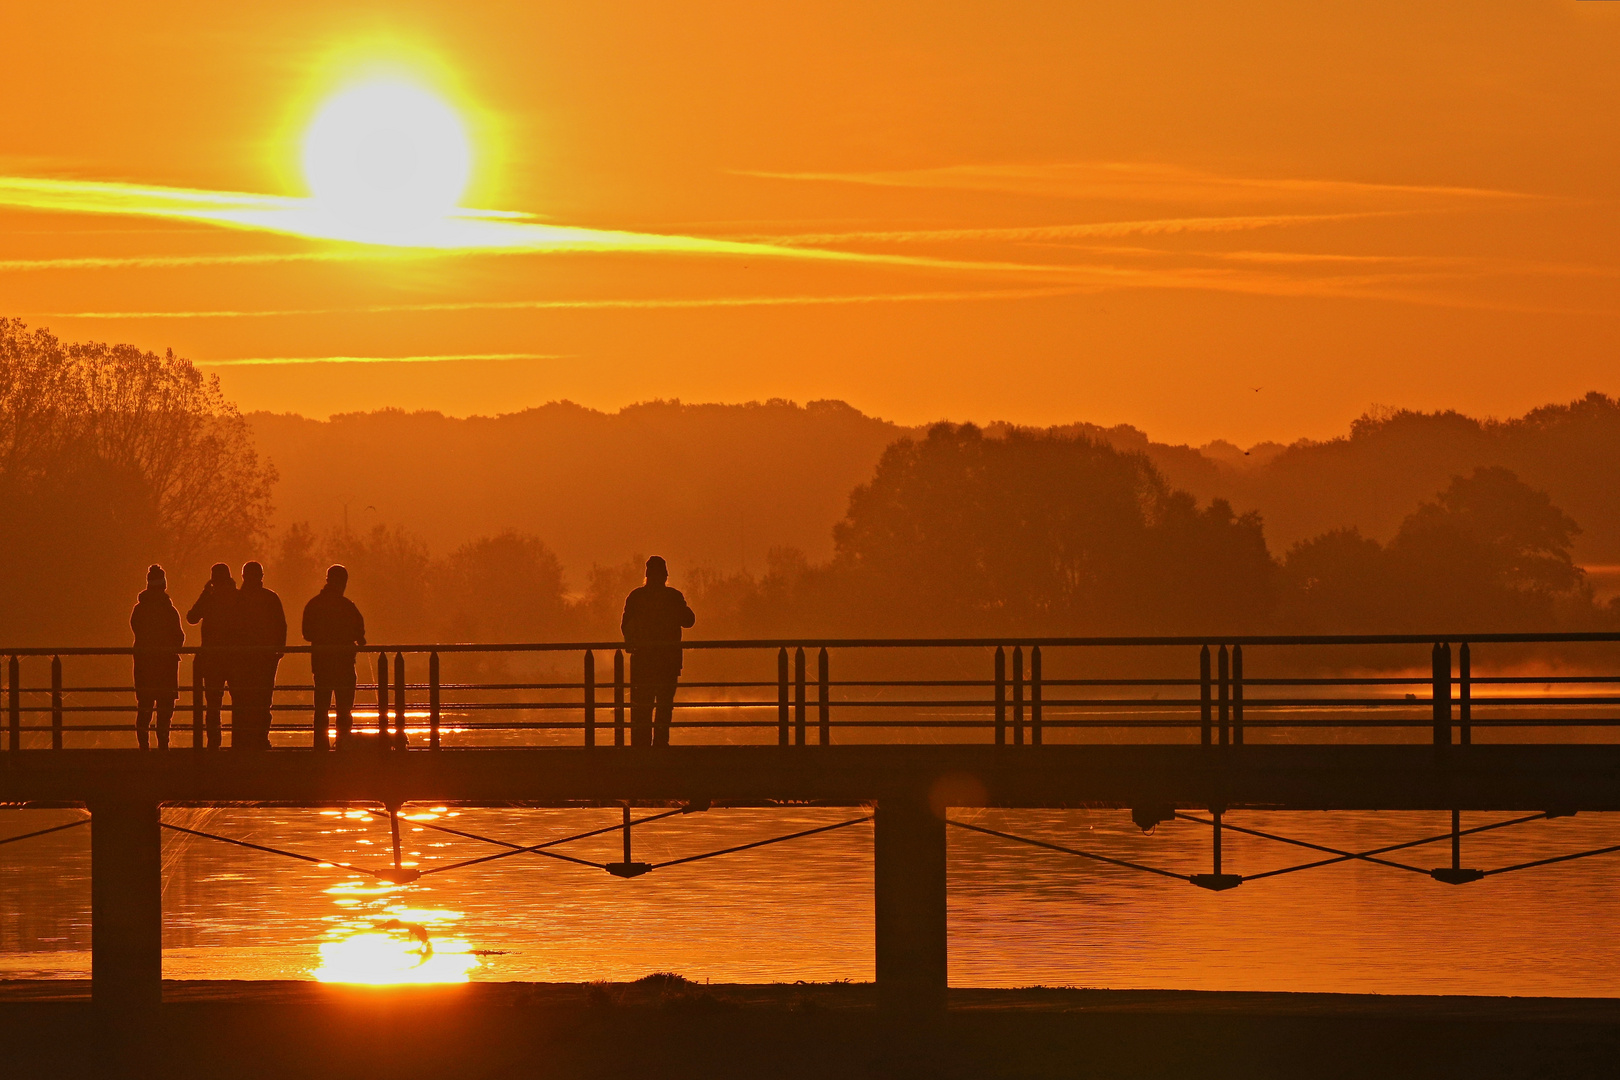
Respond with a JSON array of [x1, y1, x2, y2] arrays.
[[32, 286, 1092, 321], [198, 352, 570, 366]]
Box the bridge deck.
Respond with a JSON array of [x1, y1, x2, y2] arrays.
[[5, 744, 1620, 810]]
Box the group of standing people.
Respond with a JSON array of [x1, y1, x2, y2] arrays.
[[130, 562, 366, 750], [130, 554, 694, 750]]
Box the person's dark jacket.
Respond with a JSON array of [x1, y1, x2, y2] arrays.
[[131, 588, 184, 692], [302, 589, 366, 686], [186, 582, 238, 648], [621, 584, 696, 680], [235, 583, 288, 653]]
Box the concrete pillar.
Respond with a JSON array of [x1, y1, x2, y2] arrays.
[[874, 795, 947, 1010], [90, 800, 163, 1009]]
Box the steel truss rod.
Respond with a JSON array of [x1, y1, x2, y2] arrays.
[[650, 816, 872, 870], [1484, 842, 1620, 877], [1176, 812, 1550, 879], [948, 818, 1188, 881], [404, 809, 687, 876], [159, 821, 391, 881], [0, 816, 88, 847]]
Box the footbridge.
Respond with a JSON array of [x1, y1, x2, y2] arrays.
[[4, 633, 1620, 1010]]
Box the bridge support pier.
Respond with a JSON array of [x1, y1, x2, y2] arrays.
[[89, 799, 162, 1010], [874, 795, 947, 1011]]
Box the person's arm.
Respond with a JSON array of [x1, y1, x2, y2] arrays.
[[272, 595, 288, 651], [131, 604, 140, 641], [185, 587, 207, 626], [620, 593, 637, 642], [301, 598, 316, 644], [352, 603, 366, 648], [166, 607, 185, 649]]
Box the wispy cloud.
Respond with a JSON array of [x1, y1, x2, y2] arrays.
[[33, 285, 1091, 321], [739, 211, 1399, 246], [199, 352, 569, 366], [740, 161, 1538, 205]]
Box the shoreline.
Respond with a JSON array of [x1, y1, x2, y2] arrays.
[[3, 979, 1618, 1079]]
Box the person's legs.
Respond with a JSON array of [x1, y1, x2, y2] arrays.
[[335, 686, 356, 742], [203, 672, 225, 749], [314, 686, 333, 750], [652, 681, 677, 747], [155, 695, 175, 750], [135, 693, 155, 750], [630, 681, 654, 747]]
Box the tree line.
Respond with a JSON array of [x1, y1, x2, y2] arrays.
[[2, 320, 1614, 648]]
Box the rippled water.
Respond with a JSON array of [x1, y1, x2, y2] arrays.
[[5, 802, 1620, 995]]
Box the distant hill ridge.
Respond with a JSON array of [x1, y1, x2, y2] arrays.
[[249, 392, 1620, 581]]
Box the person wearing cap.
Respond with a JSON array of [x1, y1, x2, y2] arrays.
[[130, 565, 185, 750], [186, 562, 240, 749], [620, 556, 696, 747], [231, 561, 287, 750], [302, 564, 367, 750]]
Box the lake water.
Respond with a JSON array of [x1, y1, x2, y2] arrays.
[[5, 802, 1620, 996]]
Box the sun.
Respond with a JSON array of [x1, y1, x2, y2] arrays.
[[302, 78, 472, 223]]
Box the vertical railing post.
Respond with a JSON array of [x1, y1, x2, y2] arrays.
[[584, 650, 596, 748], [7, 655, 19, 752], [994, 646, 1006, 746], [1232, 644, 1244, 746], [1212, 808, 1224, 876], [777, 647, 790, 746], [1012, 646, 1025, 746], [50, 655, 63, 750], [191, 656, 203, 749], [1432, 642, 1452, 746], [429, 651, 441, 751], [376, 651, 390, 749], [613, 649, 626, 747], [1030, 645, 1042, 746], [1217, 645, 1230, 747], [393, 652, 407, 749], [818, 647, 830, 746], [1199, 646, 1212, 747], [1458, 642, 1471, 747], [794, 647, 807, 747]]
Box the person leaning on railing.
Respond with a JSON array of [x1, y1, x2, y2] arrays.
[[186, 562, 239, 750], [231, 561, 286, 751], [302, 564, 366, 750], [620, 555, 696, 748], [130, 564, 184, 750]]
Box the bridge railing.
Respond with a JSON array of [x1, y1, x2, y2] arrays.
[[4, 634, 1620, 750]]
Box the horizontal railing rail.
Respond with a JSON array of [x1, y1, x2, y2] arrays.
[[4, 634, 1619, 751]]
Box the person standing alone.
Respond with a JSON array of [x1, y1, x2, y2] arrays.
[[130, 565, 184, 750], [232, 561, 286, 750], [620, 556, 696, 747], [302, 564, 366, 750], [186, 563, 238, 750]]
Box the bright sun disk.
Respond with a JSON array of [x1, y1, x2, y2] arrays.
[[302, 78, 471, 223]]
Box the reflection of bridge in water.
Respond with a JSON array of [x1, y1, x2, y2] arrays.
[[4, 633, 1620, 1010]]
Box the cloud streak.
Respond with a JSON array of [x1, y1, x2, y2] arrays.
[[199, 352, 569, 366], [741, 161, 1538, 205]]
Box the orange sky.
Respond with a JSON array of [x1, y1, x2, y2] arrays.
[[3, 0, 1620, 445]]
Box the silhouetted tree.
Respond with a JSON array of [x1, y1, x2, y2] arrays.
[[0, 320, 275, 642], [827, 423, 1275, 634]]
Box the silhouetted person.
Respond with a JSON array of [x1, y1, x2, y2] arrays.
[[302, 564, 366, 750], [187, 562, 239, 750], [621, 556, 695, 747], [130, 564, 184, 750], [232, 561, 286, 751]]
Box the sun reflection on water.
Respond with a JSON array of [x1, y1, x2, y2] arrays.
[[313, 879, 481, 984]]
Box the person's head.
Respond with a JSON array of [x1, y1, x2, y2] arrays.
[[145, 564, 166, 591], [645, 555, 668, 585], [242, 561, 264, 587], [325, 564, 349, 595], [209, 562, 233, 587]]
